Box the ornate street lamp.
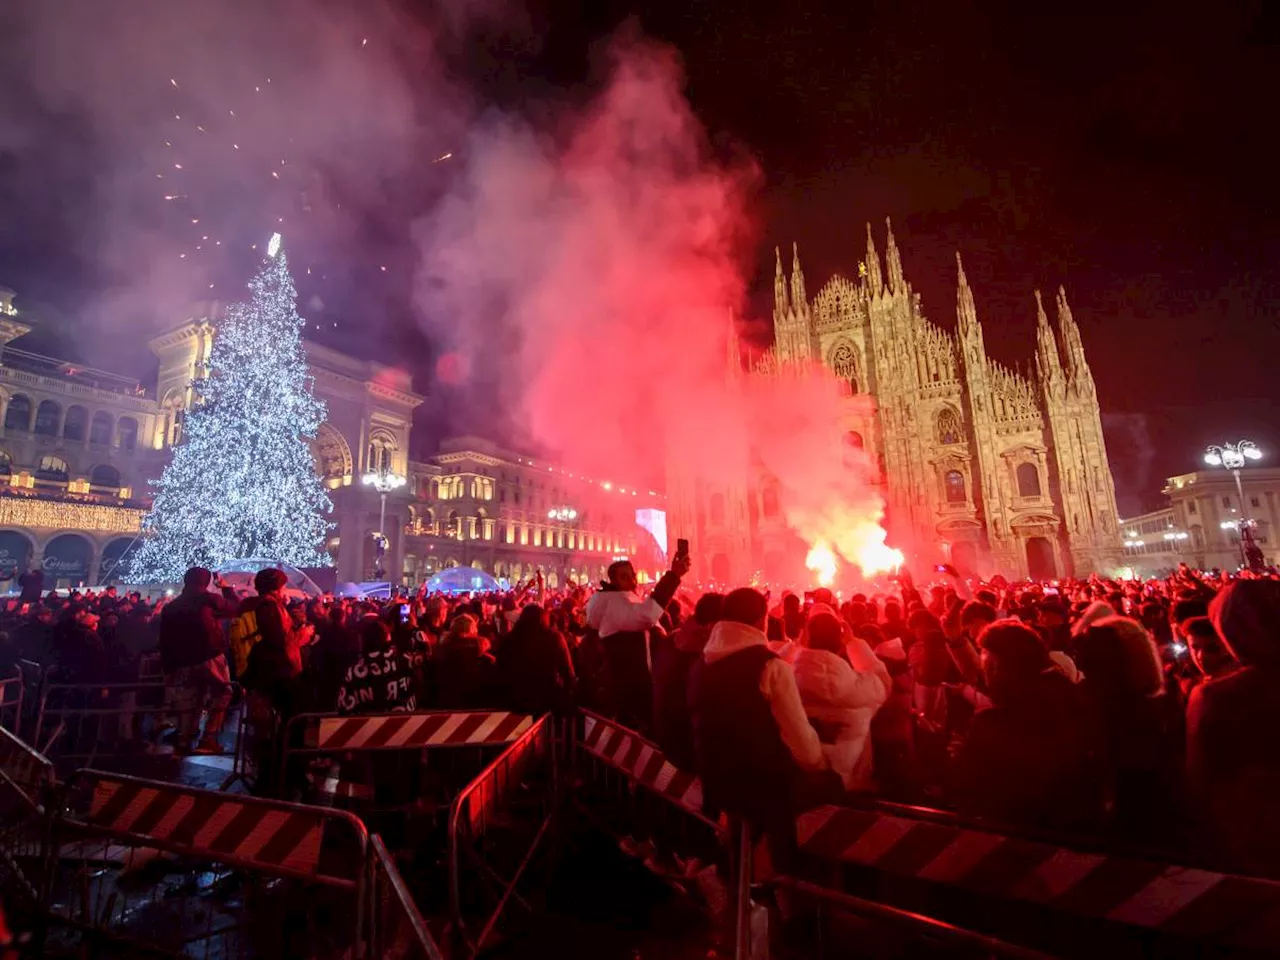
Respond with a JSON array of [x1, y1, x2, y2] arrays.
[[1204, 440, 1264, 570], [547, 506, 578, 522], [363, 467, 406, 579]]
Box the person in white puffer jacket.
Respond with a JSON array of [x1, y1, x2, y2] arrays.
[[792, 605, 891, 790]]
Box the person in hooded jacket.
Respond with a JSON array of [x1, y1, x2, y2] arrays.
[[585, 555, 690, 731], [498, 604, 576, 717], [1074, 615, 1184, 846], [1187, 579, 1280, 877], [951, 619, 1105, 834], [791, 606, 890, 791], [652, 592, 723, 771], [435, 614, 497, 709]]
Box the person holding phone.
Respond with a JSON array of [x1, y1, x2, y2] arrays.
[[584, 542, 691, 731]]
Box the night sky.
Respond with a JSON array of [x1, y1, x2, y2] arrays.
[[2, 1, 1278, 515]]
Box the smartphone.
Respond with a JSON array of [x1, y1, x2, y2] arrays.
[[676, 538, 689, 560], [934, 564, 948, 574], [399, 603, 410, 623]]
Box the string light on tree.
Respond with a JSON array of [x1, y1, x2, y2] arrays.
[[126, 234, 333, 582]]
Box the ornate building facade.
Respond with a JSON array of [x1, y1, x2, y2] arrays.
[[0, 288, 422, 587], [667, 222, 1124, 582], [402, 436, 667, 589]]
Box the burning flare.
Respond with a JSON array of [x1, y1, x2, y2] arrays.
[[805, 541, 838, 587]]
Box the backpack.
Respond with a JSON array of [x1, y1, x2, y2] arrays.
[[229, 608, 262, 678]]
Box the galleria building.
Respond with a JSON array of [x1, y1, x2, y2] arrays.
[[0, 220, 1158, 588]]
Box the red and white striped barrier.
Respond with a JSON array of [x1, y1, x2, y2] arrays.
[[580, 712, 712, 829], [76, 770, 365, 883], [797, 804, 1280, 951], [306, 711, 533, 751]]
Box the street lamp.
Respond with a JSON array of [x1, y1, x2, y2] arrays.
[[547, 506, 578, 522], [1204, 440, 1264, 570], [362, 467, 406, 579]]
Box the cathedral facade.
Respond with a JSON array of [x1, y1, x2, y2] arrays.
[[668, 220, 1124, 583]]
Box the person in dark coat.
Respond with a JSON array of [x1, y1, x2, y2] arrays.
[[652, 592, 722, 771], [158, 567, 239, 753], [1074, 615, 1185, 846], [18, 568, 43, 605], [1188, 580, 1280, 877], [240, 568, 307, 717], [434, 614, 497, 709], [497, 604, 576, 717], [951, 620, 1106, 834]]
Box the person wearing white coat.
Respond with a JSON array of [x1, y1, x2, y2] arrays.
[[792, 606, 891, 790]]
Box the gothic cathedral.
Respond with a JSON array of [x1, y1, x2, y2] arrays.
[[669, 219, 1124, 583]]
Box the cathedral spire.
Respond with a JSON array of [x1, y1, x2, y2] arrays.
[[864, 222, 883, 296], [726, 309, 742, 381], [1035, 289, 1063, 384], [790, 241, 807, 308], [773, 246, 788, 316], [956, 252, 978, 334], [884, 217, 905, 294], [1056, 285, 1089, 383]]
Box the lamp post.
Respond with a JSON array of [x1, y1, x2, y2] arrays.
[[1204, 440, 1264, 571], [363, 467, 406, 579]]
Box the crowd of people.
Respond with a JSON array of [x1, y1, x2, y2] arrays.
[[2, 554, 1277, 881]]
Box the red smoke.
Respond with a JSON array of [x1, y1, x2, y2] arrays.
[[415, 34, 900, 585]]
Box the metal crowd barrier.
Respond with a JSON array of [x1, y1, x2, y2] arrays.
[[46, 768, 369, 958], [0, 726, 56, 922], [573, 710, 725, 872], [767, 875, 1052, 959], [448, 713, 555, 956], [369, 834, 446, 960], [793, 802, 1280, 955], [280, 709, 535, 820], [0, 667, 24, 737]]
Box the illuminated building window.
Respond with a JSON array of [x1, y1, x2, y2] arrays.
[[944, 469, 966, 503]]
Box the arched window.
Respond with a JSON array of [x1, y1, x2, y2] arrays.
[[3, 395, 31, 432], [367, 433, 396, 474], [33, 400, 61, 437], [709, 492, 726, 526], [944, 469, 966, 503], [0, 451, 11, 477], [845, 431, 864, 450], [828, 340, 859, 395], [937, 407, 962, 446], [35, 455, 69, 482], [63, 405, 88, 441], [762, 480, 780, 519], [89, 411, 113, 446], [90, 464, 122, 489], [1016, 462, 1042, 498], [116, 416, 138, 451]]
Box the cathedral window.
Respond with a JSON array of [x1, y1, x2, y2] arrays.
[[709, 493, 726, 526], [761, 481, 780, 519], [1016, 462, 1042, 498], [844, 431, 864, 450], [828, 340, 859, 395], [936, 407, 962, 446], [944, 469, 966, 504]]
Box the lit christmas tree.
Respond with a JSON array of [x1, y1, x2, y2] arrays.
[[128, 234, 333, 582]]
